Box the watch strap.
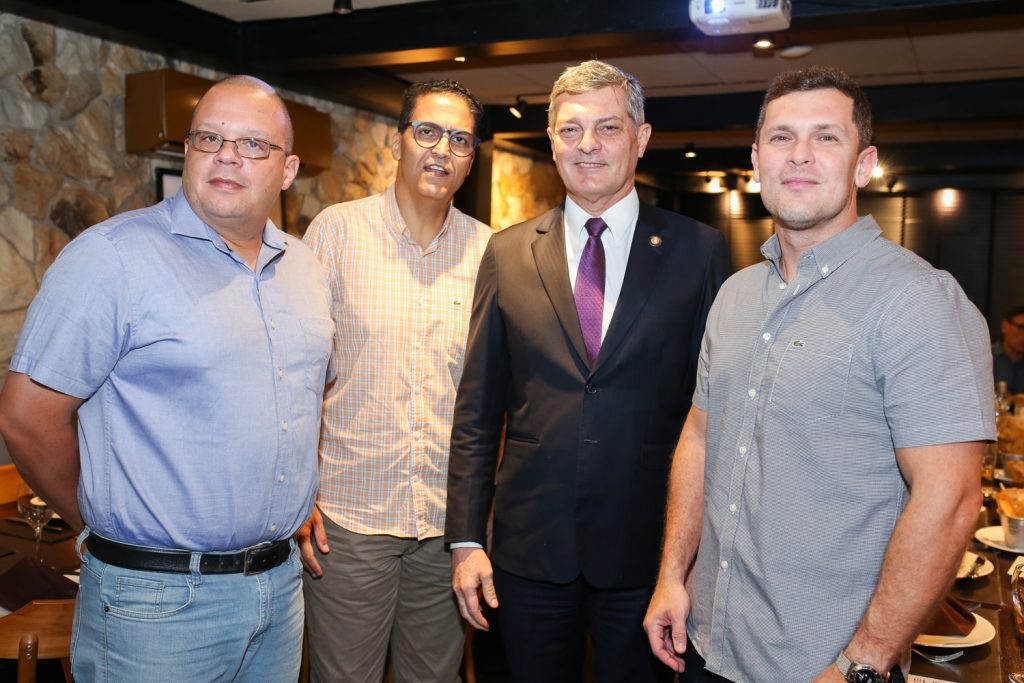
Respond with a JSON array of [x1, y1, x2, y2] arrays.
[[835, 650, 852, 676], [835, 650, 892, 682]]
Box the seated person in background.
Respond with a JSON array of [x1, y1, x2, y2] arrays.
[[995, 305, 1024, 394]]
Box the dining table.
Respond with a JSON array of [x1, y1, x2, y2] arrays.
[[908, 498, 1024, 682], [0, 501, 79, 578]]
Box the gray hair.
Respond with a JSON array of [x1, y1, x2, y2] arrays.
[[547, 60, 646, 130]]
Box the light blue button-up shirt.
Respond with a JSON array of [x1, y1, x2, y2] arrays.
[[11, 192, 334, 551]]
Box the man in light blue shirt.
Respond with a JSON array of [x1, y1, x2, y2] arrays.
[[0, 75, 333, 681]]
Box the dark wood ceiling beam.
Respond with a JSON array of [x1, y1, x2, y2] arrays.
[[238, 0, 1017, 72], [0, 0, 240, 70]]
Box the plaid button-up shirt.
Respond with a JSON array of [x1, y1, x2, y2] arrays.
[[304, 184, 492, 538]]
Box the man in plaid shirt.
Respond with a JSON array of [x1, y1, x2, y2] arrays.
[[298, 80, 491, 683]]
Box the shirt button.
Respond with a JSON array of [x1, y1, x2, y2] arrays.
[[728, 503, 737, 513], [270, 524, 278, 532], [721, 560, 729, 570], [278, 368, 284, 379], [778, 282, 787, 290], [281, 421, 288, 431], [747, 388, 757, 399], [270, 320, 277, 330], [739, 445, 747, 455], [278, 474, 285, 483], [821, 265, 829, 275], [762, 332, 771, 342], [586, 384, 598, 395]]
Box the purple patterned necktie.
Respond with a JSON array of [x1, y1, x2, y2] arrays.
[[575, 216, 607, 364]]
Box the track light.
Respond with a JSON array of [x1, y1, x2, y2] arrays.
[[684, 144, 697, 159], [333, 0, 353, 15], [509, 97, 527, 119]]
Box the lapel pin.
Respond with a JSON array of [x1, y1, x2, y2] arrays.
[[649, 235, 663, 248]]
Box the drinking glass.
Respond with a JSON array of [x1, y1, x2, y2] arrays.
[[16, 483, 54, 558]]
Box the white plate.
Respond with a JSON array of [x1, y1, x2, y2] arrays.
[[956, 555, 995, 580], [914, 613, 995, 649], [974, 525, 1024, 554]]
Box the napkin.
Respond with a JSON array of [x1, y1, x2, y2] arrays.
[[956, 551, 983, 579], [0, 555, 79, 612], [920, 596, 976, 637]]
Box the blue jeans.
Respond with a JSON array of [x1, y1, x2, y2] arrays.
[[71, 530, 304, 682]]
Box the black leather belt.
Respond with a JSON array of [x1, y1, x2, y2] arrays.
[[87, 534, 291, 575]]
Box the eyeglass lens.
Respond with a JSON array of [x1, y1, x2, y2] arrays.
[[409, 122, 476, 157], [188, 131, 278, 159]]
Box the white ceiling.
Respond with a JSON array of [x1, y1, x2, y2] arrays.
[[181, 0, 1024, 105]]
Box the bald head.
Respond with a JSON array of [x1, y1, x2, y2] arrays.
[[191, 75, 294, 153]]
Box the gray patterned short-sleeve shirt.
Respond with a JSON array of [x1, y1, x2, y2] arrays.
[[686, 215, 994, 682]]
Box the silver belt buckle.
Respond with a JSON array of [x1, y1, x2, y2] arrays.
[[243, 541, 273, 575]]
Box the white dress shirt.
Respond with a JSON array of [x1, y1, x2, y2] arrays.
[[563, 189, 639, 341]]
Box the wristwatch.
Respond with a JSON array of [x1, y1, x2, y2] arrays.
[[835, 650, 891, 683]]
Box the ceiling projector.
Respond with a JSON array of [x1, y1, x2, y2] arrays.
[[689, 0, 792, 36]]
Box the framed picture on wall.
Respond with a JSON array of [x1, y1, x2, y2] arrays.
[[156, 168, 182, 201]]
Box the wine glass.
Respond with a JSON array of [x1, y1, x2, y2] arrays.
[[16, 483, 54, 558]]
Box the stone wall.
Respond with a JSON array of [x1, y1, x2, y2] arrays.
[[0, 12, 397, 464], [490, 145, 564, 230]]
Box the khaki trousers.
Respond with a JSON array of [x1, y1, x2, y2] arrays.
[[303, 515, 464, 683]]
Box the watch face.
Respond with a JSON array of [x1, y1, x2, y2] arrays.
[[848, 664, 883, 683]]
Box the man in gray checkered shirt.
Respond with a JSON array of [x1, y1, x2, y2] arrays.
[[644, 67, 995, 683]]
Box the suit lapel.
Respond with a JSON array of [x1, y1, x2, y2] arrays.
[[531, 206, 590, 367], [592, 204, 666, 375]]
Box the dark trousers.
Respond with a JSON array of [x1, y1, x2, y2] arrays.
[[492, 566, 674, 683]]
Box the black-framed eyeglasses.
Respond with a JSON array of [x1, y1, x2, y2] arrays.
[[401, 121, 478, 157], [186, 130, 285, 159]]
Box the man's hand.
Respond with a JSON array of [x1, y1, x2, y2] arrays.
[[296, 506, 329, 578], [644, 577, 691, 673], [452, 546, 498, 630], [812, 663, 846, 683]]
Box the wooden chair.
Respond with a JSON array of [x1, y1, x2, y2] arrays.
[[0, 599, 75, 683], [0, 464, 25, 505]]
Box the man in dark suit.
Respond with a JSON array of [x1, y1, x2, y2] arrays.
[[445, 60, 731, 683]]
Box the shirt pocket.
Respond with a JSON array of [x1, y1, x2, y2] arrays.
[[300, 316, 335, 393], [768, 339, 853, 423]]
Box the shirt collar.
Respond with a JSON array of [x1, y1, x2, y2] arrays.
[[169, 190, 287, 253], [564, 189, 639, 241], [381, 183, 454, 250], [760, 215, 882, 279]]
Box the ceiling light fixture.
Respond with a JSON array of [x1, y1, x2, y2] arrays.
[[333, 0, 353, 15], [779, 44, 813, 59], [509, 97, 527, 119], [684, 144, 697, 159], [453, 56, 466, 63], [871, 165, 885, 179], [753, 36, 774, 50]]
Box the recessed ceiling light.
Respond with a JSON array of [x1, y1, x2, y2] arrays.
[[779, 45, 813, 59], [453, 56, 466, 63]]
